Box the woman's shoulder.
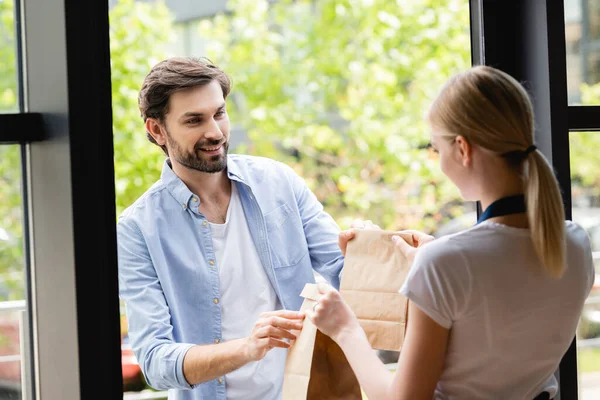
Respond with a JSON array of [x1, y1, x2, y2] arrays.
[[412, 232, 471, 272], [564, 220, 594, 264], [412, 223, 511, 271], [565, 220, 590, 244], [421, 223, 496, 254]]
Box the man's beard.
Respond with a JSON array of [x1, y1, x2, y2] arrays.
[[167, 135, 229, 174]]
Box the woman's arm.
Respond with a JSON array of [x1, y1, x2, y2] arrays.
[[309, 284, 449, 400], [387, 301, 449, 399]]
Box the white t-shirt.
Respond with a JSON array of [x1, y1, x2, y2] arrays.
[[210, 184, 285, 400], [400, 220, 595, 400]]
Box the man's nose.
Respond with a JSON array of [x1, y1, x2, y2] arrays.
[[204, 119, 224, 140]]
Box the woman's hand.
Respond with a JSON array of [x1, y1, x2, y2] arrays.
[[392, 230, 435, 264], [338, 219, 381, 256], [306, 283, 361, 343]]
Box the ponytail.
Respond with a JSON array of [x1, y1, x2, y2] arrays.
[[525, 150, 566, 278]]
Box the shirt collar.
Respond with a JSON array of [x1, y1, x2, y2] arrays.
[[160, 157, 247, 209], [225, 156, 245, 183]]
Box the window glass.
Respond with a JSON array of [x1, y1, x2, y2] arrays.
[[565, 0, 600, 104], [570, 131, 600, 400]]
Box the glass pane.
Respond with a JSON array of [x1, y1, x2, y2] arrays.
[[0, 145, 29, 399], [111, 0, 472, 397], [0, 0, 19, 112], [570, 132, 600, 399], [565, 0, 600, 105]]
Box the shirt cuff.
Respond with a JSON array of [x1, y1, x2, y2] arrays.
[[175, 343, 198, 389]]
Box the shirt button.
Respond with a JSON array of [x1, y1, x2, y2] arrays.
[[218, 377, 224, 384], [182, 204, 187, 209], [215, 338, 221, 344], [209, 260, 215, 265], [213, 298, 219, 304], [192, 197, 198, 202], [202, 221, 208, 226]]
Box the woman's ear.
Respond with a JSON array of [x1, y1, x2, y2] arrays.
[[455, 135, 472, 167], [145, 118, 167, 147]]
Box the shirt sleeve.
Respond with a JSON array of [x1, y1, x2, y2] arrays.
[[282, 162, 345, 289], [117, 215, 196, 390], [399, 239, 473, 329]]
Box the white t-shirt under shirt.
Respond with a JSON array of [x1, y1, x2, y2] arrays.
[[210, 184, 285, 400], [400, 220, 595, 400]]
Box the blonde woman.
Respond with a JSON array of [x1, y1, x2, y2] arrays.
[[308, 66, 595, 400]]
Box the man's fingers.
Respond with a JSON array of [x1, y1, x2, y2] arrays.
[[338, 230, 355, 243], [338, 229, 355, 256], [256, 325, 298, 341], [259, 310, 305, 320], [266, 338, 292, 349], [259, 316, 305, 331], [345, 230, 356, 240]]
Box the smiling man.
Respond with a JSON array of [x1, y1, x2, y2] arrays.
[[116, 57, 347, 400]]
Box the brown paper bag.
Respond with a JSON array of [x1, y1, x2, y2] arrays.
[[282, 284, 362, 400], [340, 229, 413, 351]]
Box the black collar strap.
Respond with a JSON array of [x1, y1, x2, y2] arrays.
[[477, 194, 526, 225]]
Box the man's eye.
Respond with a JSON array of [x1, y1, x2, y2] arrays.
[[187, 118, 200, 124], [215, 110, 225, 117]]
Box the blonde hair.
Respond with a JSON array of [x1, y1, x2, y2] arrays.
[[428, 66, 566, 278]]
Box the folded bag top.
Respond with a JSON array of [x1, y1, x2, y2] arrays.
[[340, 229, 413, 351]]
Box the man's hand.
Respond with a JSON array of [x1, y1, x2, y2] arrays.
[[243, 310, 305, 362], [338, 219, 381, 256], [392, 230, 435, 265]]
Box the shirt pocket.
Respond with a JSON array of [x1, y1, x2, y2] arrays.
[[264, 203, 308, 268]]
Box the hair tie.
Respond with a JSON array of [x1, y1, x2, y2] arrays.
[[524, 145, 537, 156]]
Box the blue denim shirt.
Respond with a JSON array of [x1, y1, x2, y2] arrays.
[[117, 155, 344, 400]]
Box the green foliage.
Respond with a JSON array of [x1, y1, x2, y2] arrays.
[[0, 146, 22, 301], [578, 347, 600, 373], [0, 0, 17, 112], [198, 0, 473, 231], [111, 0, 174, 216], [579, 312, 600, 340], [570, 82, 600, 204], [0, 0, 23, 300]]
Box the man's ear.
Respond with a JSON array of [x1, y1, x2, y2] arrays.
[[145, 118, 167, 146], [455, 135, 472, 167]]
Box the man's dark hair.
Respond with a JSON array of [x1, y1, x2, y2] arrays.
[[138, 57, 232, 154]]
